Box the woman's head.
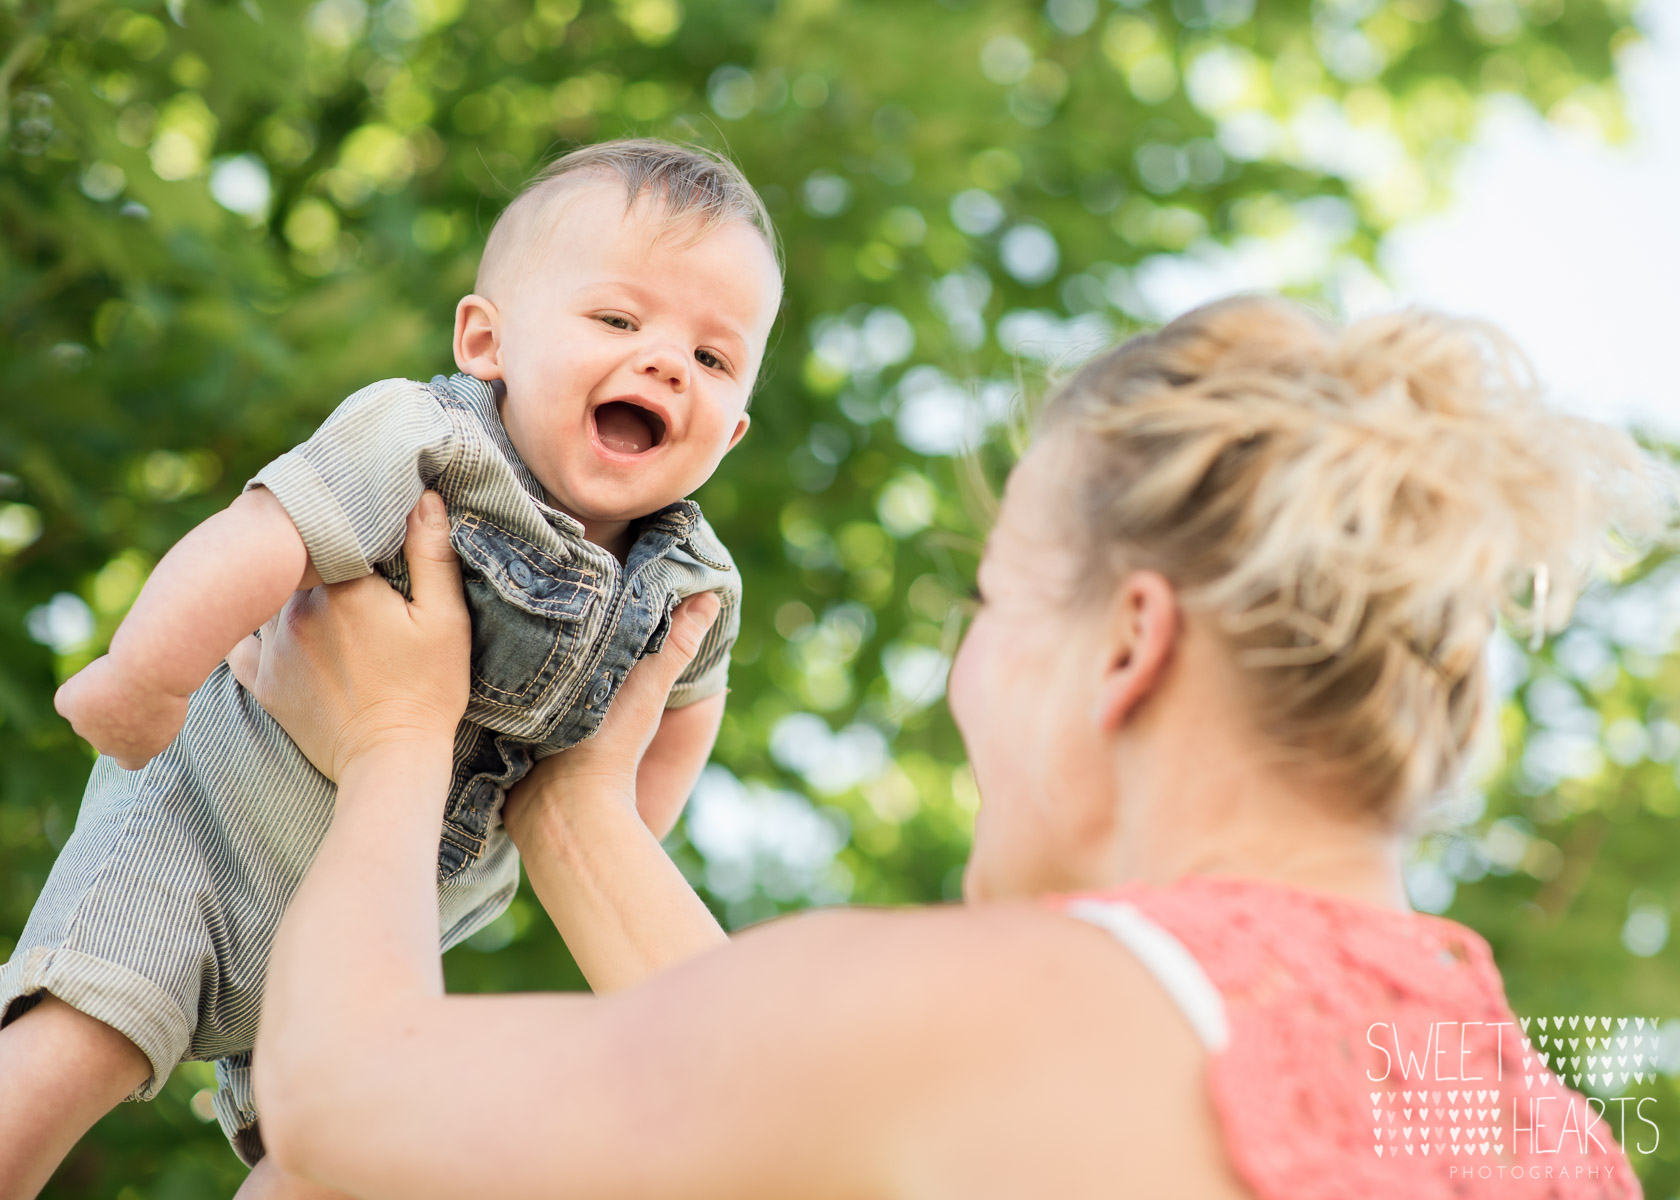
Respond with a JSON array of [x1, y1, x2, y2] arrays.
[[950, 294, 1667, 900]]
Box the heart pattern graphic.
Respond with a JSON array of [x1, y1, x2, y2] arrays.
[[1369, 1015, 1659, 1162]]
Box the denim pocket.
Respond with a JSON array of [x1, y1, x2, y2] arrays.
[[437, 731, 532, 881], [637, 590, 681, 660], [452, 515, 603, 716]]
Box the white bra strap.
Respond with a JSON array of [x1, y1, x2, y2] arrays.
[[1063, 899, 1231, 1053]]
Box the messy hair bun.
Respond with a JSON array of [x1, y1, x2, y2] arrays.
[[1040, 294, 1670, 819]]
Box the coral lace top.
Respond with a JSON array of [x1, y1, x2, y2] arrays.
[[1049, 876, 1643, 1198]]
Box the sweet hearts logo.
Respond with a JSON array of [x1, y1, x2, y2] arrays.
[[1366, 1012, 1666, 1164]]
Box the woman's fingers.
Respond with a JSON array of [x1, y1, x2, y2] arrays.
[[619, 594, 720, 713], [663, 592, 721, 664], [404, 491, 462, 618], [496, 592, 723, 842], [229, 607, 286, 699], [573, 594, 721, 761], [226, 632, 263, 694]]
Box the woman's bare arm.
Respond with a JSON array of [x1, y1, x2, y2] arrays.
[[238, 494, 1223, 1200], [261, 905, 960, 1200], [236, 496, 925, 1198], [506, 775, 727, 993], [243, 497, 471, 1139], [497, 596, 729, 993], [261, 875, 1213, 1200]]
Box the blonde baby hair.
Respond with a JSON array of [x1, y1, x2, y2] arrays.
[[475, 137, 782, 298]]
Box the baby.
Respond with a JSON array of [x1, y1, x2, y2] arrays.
[[0, 139, 782, 1175]]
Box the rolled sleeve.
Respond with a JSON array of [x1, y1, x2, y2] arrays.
[[246, 379, 458, 584], [665, 574, 741, 709]]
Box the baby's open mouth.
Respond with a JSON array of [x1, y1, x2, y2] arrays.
[[593, 401, 667, 455]]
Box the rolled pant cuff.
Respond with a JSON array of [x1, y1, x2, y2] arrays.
[[0, 946, 192, 1101]]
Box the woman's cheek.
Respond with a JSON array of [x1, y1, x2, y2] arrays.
[[946, 623, 986, 739]]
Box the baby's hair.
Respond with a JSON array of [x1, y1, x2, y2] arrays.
[[1038, 294, 1671, 821], [475, 137, 782, 297]]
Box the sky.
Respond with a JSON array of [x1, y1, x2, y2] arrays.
[[1380, 2, 1680, 437], [1133, 1, 1680, 439]]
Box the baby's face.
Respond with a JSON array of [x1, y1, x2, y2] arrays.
[[474, 184, 781, 529]]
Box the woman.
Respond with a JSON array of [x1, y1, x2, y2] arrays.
[[236, 297, 1655, 1198]]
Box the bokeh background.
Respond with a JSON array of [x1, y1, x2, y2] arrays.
[[4, 0, 1678, 1193]]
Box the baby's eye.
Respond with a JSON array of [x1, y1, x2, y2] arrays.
[[695, 348, 731, 373], [597, 314, 635, 330]]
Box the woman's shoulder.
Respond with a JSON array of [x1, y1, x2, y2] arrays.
[[759, 897, 1243, 1018], [742, 900, 1203, 1015], [730, 902, 1253, 1198]]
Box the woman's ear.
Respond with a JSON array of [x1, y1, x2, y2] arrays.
[[1091, 570, 1178, 734], [454, 294, 503, 379]]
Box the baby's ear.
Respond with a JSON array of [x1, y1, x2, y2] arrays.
[[724, 411, 750, 452], [453, 295, 503, 379]]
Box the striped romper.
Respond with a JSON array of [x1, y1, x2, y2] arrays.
[[0, 373, 741, 1163]]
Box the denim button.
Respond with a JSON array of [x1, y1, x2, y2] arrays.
[[507, 559, 534, 589], [588, 673, 613, 707]]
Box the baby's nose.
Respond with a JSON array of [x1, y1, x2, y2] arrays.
[[637, 345, 689, 391]]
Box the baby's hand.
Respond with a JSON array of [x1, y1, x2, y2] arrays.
[[54, 654, 191, 770]]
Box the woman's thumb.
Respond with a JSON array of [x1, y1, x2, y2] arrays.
[[405, 491, 461, 600], [226, 632, 263, 693], [662, 592, 721, 664]]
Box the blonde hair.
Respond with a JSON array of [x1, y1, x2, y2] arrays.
[[475, 138, 781, 296], [1039, 294, 1669, 820]]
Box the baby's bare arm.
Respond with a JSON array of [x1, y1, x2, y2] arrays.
[[105, 487, 322, 690], [54, 487, 324, 768], [635, 692, 725, 840]]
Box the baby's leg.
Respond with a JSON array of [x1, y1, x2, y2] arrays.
[[0, 994, 151, 1197], [234, 1158, 359, 1199]]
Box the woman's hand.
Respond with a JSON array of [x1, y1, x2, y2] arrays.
[[498, 590, 727, 993], [226, 492, 469, 782], [501, 591, 719, 849]]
